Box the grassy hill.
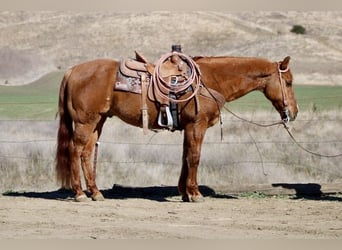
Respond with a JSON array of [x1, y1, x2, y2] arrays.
[[1, 11, 342, 85], [0, 71, 63, 119]]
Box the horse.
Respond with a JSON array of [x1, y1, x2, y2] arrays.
[[55, 52, 225, 202], [55, 53, 298, 202]]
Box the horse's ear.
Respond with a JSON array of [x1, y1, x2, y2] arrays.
[[280, 56, 291, 71]]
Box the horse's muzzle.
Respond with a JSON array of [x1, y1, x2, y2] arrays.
[[282, 109, 290, 123], [282, 108, 297, 123]]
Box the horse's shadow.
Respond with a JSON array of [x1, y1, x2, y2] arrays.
[[272, 183, 342, 202], [2, 184, 236, 202], [4, 183, 341, 202]]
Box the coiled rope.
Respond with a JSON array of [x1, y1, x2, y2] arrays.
[[152, 51, 202, 103]]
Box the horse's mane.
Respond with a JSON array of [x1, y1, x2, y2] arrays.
[[193, 56, 274, 77], [193, 55, 271, 63]]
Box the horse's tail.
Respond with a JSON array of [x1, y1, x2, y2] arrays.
[[55, 69, 73, 189]]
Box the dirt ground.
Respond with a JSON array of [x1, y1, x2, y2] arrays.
[[0, 186, 341, 239]]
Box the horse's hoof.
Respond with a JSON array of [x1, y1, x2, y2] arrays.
[[91, 192, 105, 201], [191, 195, 205, 202], [181, 194, 191, 202], [181, 194, 204, 202], [75, 194, 89, 202]]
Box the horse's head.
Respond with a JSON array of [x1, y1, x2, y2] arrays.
[[264, 56, 298, 123]]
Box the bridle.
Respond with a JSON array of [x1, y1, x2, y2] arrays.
[[277, 62, 290, 124]]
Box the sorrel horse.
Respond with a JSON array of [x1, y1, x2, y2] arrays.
[[56, 53, 298, 202], [56, 53, 225, 202]]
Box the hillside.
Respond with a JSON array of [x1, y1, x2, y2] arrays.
[[0, 11, 341, 85]]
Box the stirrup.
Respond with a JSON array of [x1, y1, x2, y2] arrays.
[[158, 106, 173, 128]]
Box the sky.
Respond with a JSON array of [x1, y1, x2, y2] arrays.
[[1, 0, 341, 11]]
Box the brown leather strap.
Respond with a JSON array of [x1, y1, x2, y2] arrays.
[[140, 73, 149, 134]]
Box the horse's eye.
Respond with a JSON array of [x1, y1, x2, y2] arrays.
[[286, 80, 292, 87]]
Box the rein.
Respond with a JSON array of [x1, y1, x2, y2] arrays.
[[283, 124, 342, 158], [152, 51, 202, 103], [223, 105, 342, 158], [223, 105, 284, 127]]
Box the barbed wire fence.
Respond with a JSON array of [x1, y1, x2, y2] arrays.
[[0, 98, 341, 192]]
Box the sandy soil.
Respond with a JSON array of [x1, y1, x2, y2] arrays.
[[0, 186, 341, 239]]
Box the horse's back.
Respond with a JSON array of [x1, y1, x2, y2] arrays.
[[66, 59, 119, 122], [69, 58, 118, 82]]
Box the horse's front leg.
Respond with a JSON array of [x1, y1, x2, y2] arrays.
[[178, 122, 207, 202]]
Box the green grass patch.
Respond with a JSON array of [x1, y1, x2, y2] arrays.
[[239, 191, 268, 199], [0, 72, 341, 120], [226, 85, 342, 112], [239, 191, 295, 199], [0, 71, 64, 120]]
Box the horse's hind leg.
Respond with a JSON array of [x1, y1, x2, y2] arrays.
[[80, 133, 103, 201], [69, 134, 88, 202], [70, 122, 101, 202], [80, 116, 107, 201]]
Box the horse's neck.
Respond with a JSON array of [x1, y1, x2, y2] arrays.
[[230, 78, 262, 102], [198, 58, 270, 102], [214, 73, 265, 102]]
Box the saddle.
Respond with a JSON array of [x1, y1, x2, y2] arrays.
[[120, 52, 152, 77], [115, 51, 188, 95], [115, 49, 200, 134], [115, 51, 153, 94]]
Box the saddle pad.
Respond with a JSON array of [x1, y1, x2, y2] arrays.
[[115, 71, 143, 94]]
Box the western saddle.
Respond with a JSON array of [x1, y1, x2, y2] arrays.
[[115, 45, 201, 134]]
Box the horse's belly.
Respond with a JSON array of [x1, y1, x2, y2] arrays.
[[111, 92, 160, 128]]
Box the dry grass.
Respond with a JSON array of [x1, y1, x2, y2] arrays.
[[0, 110, 341, 192]]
